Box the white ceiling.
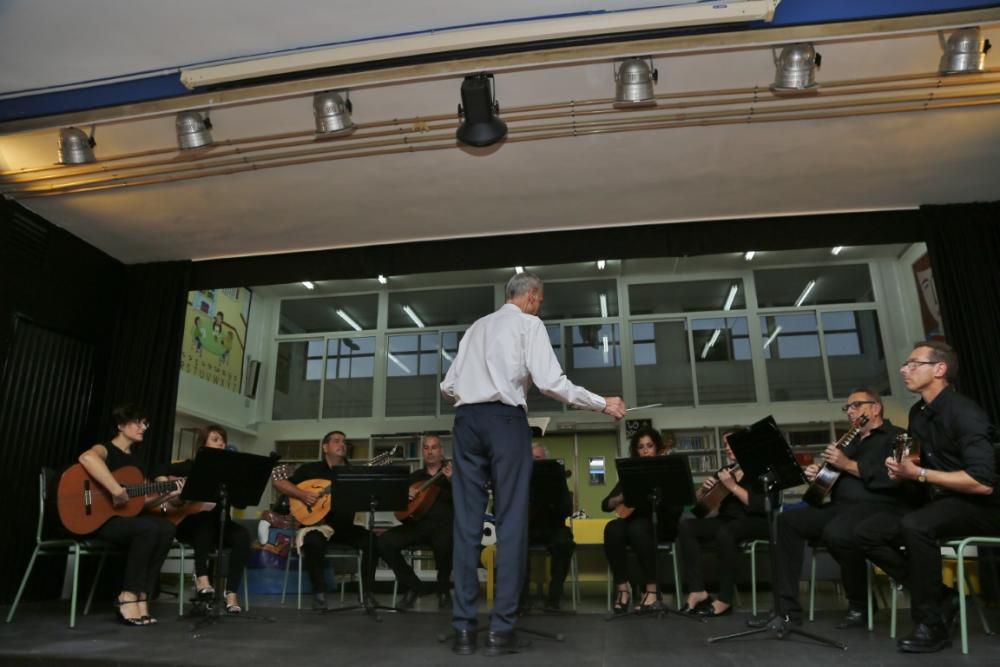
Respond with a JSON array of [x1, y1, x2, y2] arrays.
[[1, 3, 998, 264]]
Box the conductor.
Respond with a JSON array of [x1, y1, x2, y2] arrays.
[[441, 272, 626, 656]]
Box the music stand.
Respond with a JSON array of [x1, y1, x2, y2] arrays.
[[179, 447, 276, 633], [707, 416, 845, 650], [322, 465, 410, 622], [606, 456, 703, 624], [521, 459, 576, 621]]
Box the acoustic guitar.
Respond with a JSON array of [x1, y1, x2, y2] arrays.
[[394, 460, 450, 522], [57, 463, 180, 535], [692, 463, 741, 519], [893, 433, 920, 463], [801, 415, 869, 507], [276, 447, 398, 526]]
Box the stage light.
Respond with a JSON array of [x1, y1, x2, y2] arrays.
[[614, 58, 658, 107], [58, 127, 95, 164], [771, 43, 821, 93], [314, 90, 354, 135], [176, 111, 213, 150], [456, 74, 507, 147], [940, 27, 990, 74]]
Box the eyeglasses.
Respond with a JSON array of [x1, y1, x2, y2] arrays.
[[133, 419, 150, 429], [841, 401, 875, 412], [900, 359, 938, 370]]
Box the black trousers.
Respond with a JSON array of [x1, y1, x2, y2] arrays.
[[776, 502, 904, 618], [300, 523, 375, 594], [523, 524, 575, 601], [604, 516, 675, 588], [377, 516, 453, 593], [676, 515, 769, 604], [856, 496, 1000, 627], [175, 512, 251, 591], [451, 402, 532, 634], [96, 515, 175, 596]]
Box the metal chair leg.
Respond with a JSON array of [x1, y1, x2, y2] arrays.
[[808, 551, 817, 622], [69, 544, 81, 629], [5, 546, 41, 623], [84, 552, 108, 616]]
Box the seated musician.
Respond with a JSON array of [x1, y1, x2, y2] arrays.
[[154, 424, 251, 613], [752, 387, 906, 630], [676, 431, 768, 618], [77, 404, 177, 626], [271, 430, 376, 610], [520, 443, 576, 611], [602, 426, 683, 613], [856, 341, 1000, 653], [377, 435, 454, 609]]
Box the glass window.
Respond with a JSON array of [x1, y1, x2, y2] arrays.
[[386, 332, 441, 416], [387, 287, 493, 328], [527, 325, 564, 413], [632, 320, 693, 407], [761, 312, 827, 401], [822, 310, 890, 397], [272, 339, 322, 420], [754, 264, 874, 308], [538, 280, 618, 320], [629, 279, 745, 315], [440, 330, 465, 415], [278, 294, 378, 334], [692, 317, 755, 404], [564, 323, 622, 397], [323, 337, 374, 418]]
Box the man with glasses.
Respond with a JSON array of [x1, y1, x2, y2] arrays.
[[856, 341, 999, 653], [751, 387, 907, 629]]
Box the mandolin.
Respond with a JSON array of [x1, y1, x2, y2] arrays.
[[801, 415, 869, 507], [692, 463, 741, 519], [394, 460, 450, 522], [57, 463, 181, 535], [893, 433, 920, 463], [277, 447, 398, 526]]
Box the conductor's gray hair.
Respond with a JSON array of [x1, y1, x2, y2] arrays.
[[505, 272, 543, 300]]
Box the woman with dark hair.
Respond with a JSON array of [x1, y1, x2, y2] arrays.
[[155, 424, 251, 613], [602, 426, 683, 613], [78, 404, 178, 626]]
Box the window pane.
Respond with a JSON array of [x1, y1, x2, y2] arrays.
[[564, 324, 622, 397], [323, 336, 374, 418], [821, 310, 890, 397], [755, 264, 873, 308], [539, 280, 618, 319], [278, 294, 378, 334], [386, 332, 441, 416], [629, 279, 745, 314], [272, 340, 321, 419], [692, 317, 756, 404], [527, 325, 564, 413], [388, 287, 493, 328], [441, 331, 465, 415], [761, 313, 826, 401], [632, 320, 693, 406]]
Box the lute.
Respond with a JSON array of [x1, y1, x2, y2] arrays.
[[801, 415, 869, 507]]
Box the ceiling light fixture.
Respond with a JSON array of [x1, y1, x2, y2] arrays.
[[763, 325, 784, 349], [771, 43, 821, 93], [597, 259, 607, 271], [175, 110, 213, 150], [456, 73, 507, 147], [723, 284, 739, 311], [313, 90, 355, 135], [599, 294, 609, 319], [57, 127, 96, 164], [515, 266, 525, 274], [402, 305, 425, 328], [336, 309, 362, 331], [940, 27, 991, 74], [301, 281, 315, 290], [377, 274, 388, 285], [794, 280, 817, 307], [831, 246, 844, 255], [744, 251, 756, 261], [388, 352, 412, 374], [700, 329, 722, 359], [613, 57, 658, 108], [441, 349, 454, 363]]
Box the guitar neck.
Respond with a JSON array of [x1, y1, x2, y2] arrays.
[[125, 480, 176, 497]]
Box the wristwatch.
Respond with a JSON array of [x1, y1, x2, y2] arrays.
[[917, 468, 928, 483]]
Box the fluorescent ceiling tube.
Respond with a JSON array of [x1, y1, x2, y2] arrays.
[[336, 309, 362, 331], [515, 266, 525, 274], [700, 328, 722, 359], [402, 305, 425, 328], [794, 280, 817, 307], [831, 246, 844, 255], [377, 274, 388, 284], [744, 251, 756, 261], [597, 259, 607, 270], [301, 281, 315, 289], [723, 285, 739, 311], [388, 352, 412, 374], [763, 325, 783, 349], [600, 294, 609, 319]]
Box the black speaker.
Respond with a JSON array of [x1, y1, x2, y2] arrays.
[[244, 359, 261, 399]]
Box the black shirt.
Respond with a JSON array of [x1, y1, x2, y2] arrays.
[[717, 474, 766, 520], [103, 441, 145, 477], [831, 419, 909, 505], [408, 465, 453, 524], [287, 458, 359, 529], [909, 386, 999, 503]]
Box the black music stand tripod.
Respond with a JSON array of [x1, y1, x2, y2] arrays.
[[707, 416, 846, 650], [606, 456, 704, 624], [321, 465, 410, 622], [179, 447, 277, 634]]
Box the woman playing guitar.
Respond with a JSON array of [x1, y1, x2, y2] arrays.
[[154, 424, 251, 614], [76, 404, 178, 626]]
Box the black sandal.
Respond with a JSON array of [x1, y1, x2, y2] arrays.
[[113, 599, 145, 627], [612, 589, 631, 614], [637, 591, 661, 613]]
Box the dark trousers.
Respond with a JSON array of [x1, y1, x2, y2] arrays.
[[96, 515, 175, 596], [604, 516, 668, 588], [451, 402, 532, 633], [856, 496, 1000, 627], [677, 515, 769, 604], [175, 512, 251, 591], [300, 523, 375, 594], [776, 502, 901, 618], [378, 517, 453, 593], [523, 524, 575, 602]]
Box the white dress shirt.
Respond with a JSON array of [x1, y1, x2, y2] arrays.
[[440, 303, 607, 412]]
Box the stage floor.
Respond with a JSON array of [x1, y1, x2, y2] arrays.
[[2, 593, 999, 666]]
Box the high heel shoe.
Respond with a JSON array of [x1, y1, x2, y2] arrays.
[[224, 591, 242, 614], [113, 599, 145, 627], [612, 589, 631, 615], [637, 591, 661, 614]]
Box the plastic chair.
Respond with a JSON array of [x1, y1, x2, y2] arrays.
[[281, 534, 363, 609], [606, 542, 682, 611], [390, 546, 439, 607], [167, 540, 251, 615]]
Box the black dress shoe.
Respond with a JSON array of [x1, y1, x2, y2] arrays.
[[483, 631, 530, 656], [746, 612, 801, 629], [941, 587, 961, 629], [835, 608, 868, 629], [438, 591, 452, 610], [897, 623, 952, 653], [451, 629, 477, 655], [399, 589, 419, 610]]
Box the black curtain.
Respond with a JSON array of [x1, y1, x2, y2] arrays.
[[922, 203, 1000, 430]]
